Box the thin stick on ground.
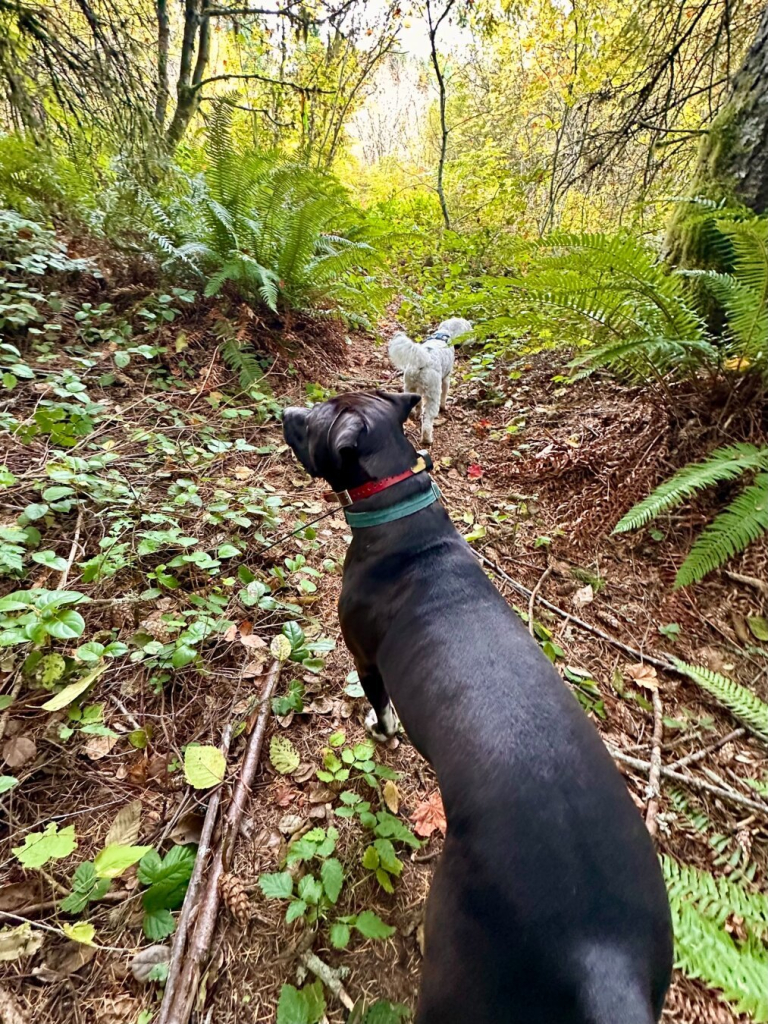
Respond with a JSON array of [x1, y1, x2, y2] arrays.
[[528, 565, 551, 638], [162, 660, 282, 1024], [0, 676, 24, 742], [158, 724, 234, 1024], [607, 747, 768, 816], [300, 951, 354, 1011], [668, 728, 746, 770], [645, 688, 664, 837], [58, 506, 83, 590]]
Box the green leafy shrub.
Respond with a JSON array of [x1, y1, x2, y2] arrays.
[[147, 105, 383, 323], [614, 443, 768, 586]]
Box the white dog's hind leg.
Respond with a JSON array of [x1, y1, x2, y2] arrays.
[[440, 375, 450, 411], [420, 388, 440, 446], [365, 703, 398, 742]]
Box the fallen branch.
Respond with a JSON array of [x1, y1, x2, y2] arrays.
[[528, 565, 551, 638], [158, 724, 234, 1023], [161, 660, 282, 1024], [607, 746, 768, 816], [300, 951, 354, 1011], [725, 570, 768, 597], [645, 688, 664, 837], [668, 728, 746, 771]]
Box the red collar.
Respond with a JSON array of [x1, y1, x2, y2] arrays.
[[323, 452, 432, 507]]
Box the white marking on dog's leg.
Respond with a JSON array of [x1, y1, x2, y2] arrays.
[[365, 702, 398, 742], [440, 376, 450, 411]]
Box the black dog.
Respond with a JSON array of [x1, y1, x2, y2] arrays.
[[283, 391, 672, 1024]]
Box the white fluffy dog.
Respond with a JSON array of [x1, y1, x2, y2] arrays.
[[388, 317, 472, 446]]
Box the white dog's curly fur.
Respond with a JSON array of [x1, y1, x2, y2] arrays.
[[388, 317, 472, 445]]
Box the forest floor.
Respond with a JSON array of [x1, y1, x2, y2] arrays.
[[2, 299, 768, 1024]]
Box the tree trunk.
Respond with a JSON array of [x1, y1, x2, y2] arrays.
[[667, 2, 768, 263], [155, 0, 171, 128], [700, 2, 768, 212], [426, 0, 456, 231], [164, 0, 210, 150]]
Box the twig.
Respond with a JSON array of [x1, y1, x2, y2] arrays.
[[528, 565, 551, 638], [645, 688, 664, 837], [58, 507, 84, 590], [187, 345, 220, 411], [607, 747, 768, 815], [299, 951, 354, 1011], [725, 570, 768, 597], [162, 660, 282, 1024], [159, 725, 234, 1024], [668, 728, 746, 770]]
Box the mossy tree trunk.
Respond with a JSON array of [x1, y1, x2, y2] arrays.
[[667, 2, 768, 264]]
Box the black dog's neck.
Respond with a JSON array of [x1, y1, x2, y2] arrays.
[[337, 463, 433, 515]]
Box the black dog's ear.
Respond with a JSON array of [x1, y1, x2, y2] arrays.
[[329, 408, 366, 459], [382, 392, 421, 424]]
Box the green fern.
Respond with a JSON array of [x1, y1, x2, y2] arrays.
[[667, 789, 758, 880], [662, 856, 768, 1020], [614, 443, 768, 585], [220, 338, 265, 392], [677, 473, 768, 586], [514, 231, 714, 384], [671, 659, 768, 744]]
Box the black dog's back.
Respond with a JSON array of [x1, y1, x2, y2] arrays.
[[347, 518, 672, 1023]]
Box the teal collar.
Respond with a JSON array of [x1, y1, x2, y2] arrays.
[[344, 481, 441, 528]]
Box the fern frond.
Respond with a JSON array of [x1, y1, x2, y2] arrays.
[[661, 856, 768, 932], [676, 474, 768, 585], [669, 899, 768, 1020], [671, 659, 768, 743], [220, 338, 263, 391], [614, 444, 768, 532]]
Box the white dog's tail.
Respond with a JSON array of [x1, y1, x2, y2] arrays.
[[389, 332, 432, 372]]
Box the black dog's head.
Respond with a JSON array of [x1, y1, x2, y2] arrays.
[[283, 391, 421, 492]]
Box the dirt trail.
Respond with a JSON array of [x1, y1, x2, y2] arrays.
[[4, 329, 764, 1024]]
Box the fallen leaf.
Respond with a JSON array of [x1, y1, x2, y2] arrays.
[[0, 923, 44, 961], [37, 939, 96, 978], [242, 633, 267, 650], [305, 696, 334, 714], [293, 763, 316, 783], [234, 466, 254, 479], [572, 584, 594, 608], [410, 791, 447, 837], [273, 784, 296, 807], [131, 944, 170, 984], [170, 812, 205, 846], [62, 922, 95, 946], [41, 666, 106, 712], [241, 657, 267, 679], [278, 813, 305, 836], [467, 463, 483, 479], [0, 881, 43, 913], [308, 783, 335, 804], [747, 616, 768, 642], [223, 624, 238, 642], [625, 663, 658, 691], [383, 780, 400, 814], [84, 732, 119, 760], [269, 634, 291, 661], [184, 745, 226, 789], [105, 800, 142, 848], [270, 735, 300, 775], [2, 736, 36, 768]]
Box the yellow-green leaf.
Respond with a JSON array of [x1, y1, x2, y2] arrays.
[[94, 843, 153, 879], [270, 634, 291, 663], [269, 735, 300, 775], [184, 745, 226, 789], [41, 666, 106, 712], [62, 922, 96, 945]]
